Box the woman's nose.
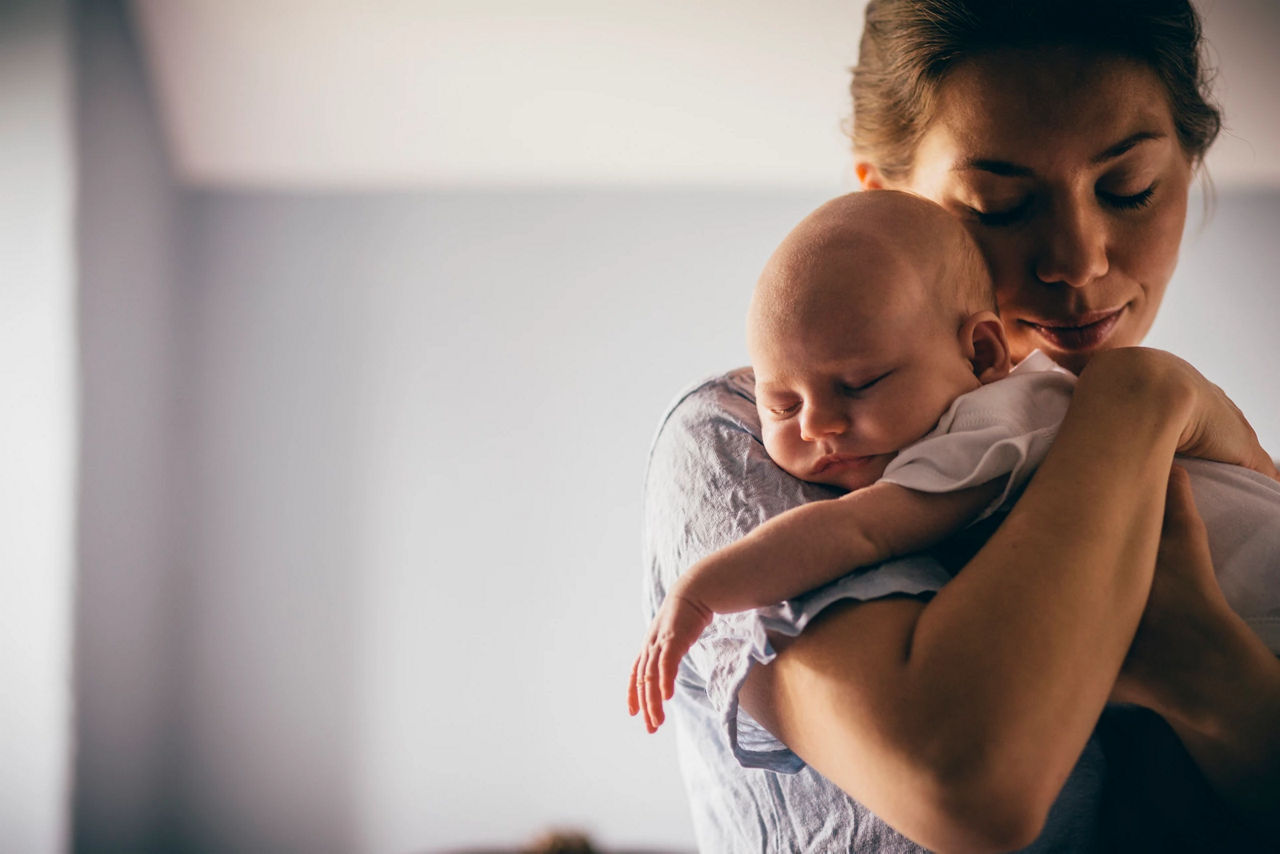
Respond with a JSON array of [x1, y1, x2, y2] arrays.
[[800, 405, 850, 441], [1034, 201, 1110, 288]]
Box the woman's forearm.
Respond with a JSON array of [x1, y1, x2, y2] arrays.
[[1163, 627, 1280, 836], [1107, 425, 1280, 835], [902, 350, 1193, 801]]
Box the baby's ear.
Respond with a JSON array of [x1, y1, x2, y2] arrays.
[[960, 311, 1012, 383]]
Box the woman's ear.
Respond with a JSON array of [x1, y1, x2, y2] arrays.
[[959, 311, 1013, 383], [855, 160, 888, 190]]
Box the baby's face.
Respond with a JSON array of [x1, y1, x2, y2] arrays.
[[752, 244, 983, 492]]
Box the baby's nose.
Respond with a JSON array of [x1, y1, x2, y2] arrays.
[[800, 405, 850, 441]]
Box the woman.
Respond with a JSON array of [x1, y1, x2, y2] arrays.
[[641, 1, 1280, 851]]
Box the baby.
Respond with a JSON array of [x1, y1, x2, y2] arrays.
[[628, 190, 1280, 729]]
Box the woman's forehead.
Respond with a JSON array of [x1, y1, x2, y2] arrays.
[[917, 49, 1177, 171]]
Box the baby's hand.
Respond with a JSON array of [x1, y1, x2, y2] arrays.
[[627, 592, 714, 733]]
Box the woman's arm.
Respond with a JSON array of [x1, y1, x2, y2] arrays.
[[738, 349, 1263, 853], [1113, 466, 1280, 838], [1169, 660, 1280, 839]]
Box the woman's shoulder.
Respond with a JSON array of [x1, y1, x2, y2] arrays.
[[644, 367, 821, 534], [643, 367, 804, 537], [647, 367, 760, 455]]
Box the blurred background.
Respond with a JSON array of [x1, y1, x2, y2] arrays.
[[2, 0, 1278, 851]]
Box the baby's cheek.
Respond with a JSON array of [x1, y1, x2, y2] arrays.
[[760, 429, 785, 466], [761, 428, 801, 475]]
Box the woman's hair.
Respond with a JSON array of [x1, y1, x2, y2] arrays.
[[850, 0, 1222, 181]]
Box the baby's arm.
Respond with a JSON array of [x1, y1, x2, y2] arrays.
[[628, 477, 1005, 730], [678, 477, 1007, 615]]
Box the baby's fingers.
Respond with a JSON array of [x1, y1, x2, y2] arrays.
[[634, 648, 656, 732], [658, 643, 682, 702], [644, 643, 666, 730], [627, 655, 642, 717]]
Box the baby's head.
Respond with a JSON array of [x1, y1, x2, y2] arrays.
[[749, 190, 1011, 491]]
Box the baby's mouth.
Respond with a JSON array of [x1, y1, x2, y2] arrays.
[[812, 453, 878, 476]]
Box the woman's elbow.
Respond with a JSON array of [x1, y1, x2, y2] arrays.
[[866, 753, 1056, 853], [917, 775, 1052, 854], [916, 752, 1064, 854], [886, 789, 1047, 854]]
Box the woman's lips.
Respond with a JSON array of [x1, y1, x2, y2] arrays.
[[1019, 307, 1125, 352]]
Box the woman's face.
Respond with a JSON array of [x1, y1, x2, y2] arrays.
[[882, 49, 1194, 374]]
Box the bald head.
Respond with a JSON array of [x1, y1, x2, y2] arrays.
[[747, 190, 993, 356]]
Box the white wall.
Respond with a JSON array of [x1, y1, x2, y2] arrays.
[[0, 1, 76, 851], [176, 190, 830, 852], [172, 186, 1280, 853], [1148, 189, 1280, 452]]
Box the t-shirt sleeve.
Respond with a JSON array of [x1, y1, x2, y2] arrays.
[[880, 366, 1076, 520], [642, 374, 952, 773]]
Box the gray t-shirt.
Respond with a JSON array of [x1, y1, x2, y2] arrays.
[[641, 368, 1253, 852]]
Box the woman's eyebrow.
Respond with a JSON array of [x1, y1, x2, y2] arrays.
[[1089, 130, 1165, 164], [953, 130, 1168, 176]]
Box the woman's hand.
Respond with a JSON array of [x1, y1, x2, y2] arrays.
[[1109, 466, 1235, 717], [1086, 348, 1278, 481], [1172, 367, 1279, 482]]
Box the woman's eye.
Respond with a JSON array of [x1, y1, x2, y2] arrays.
[[1099, 182, 1157, 210], [969, 198, 1032, 227]]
